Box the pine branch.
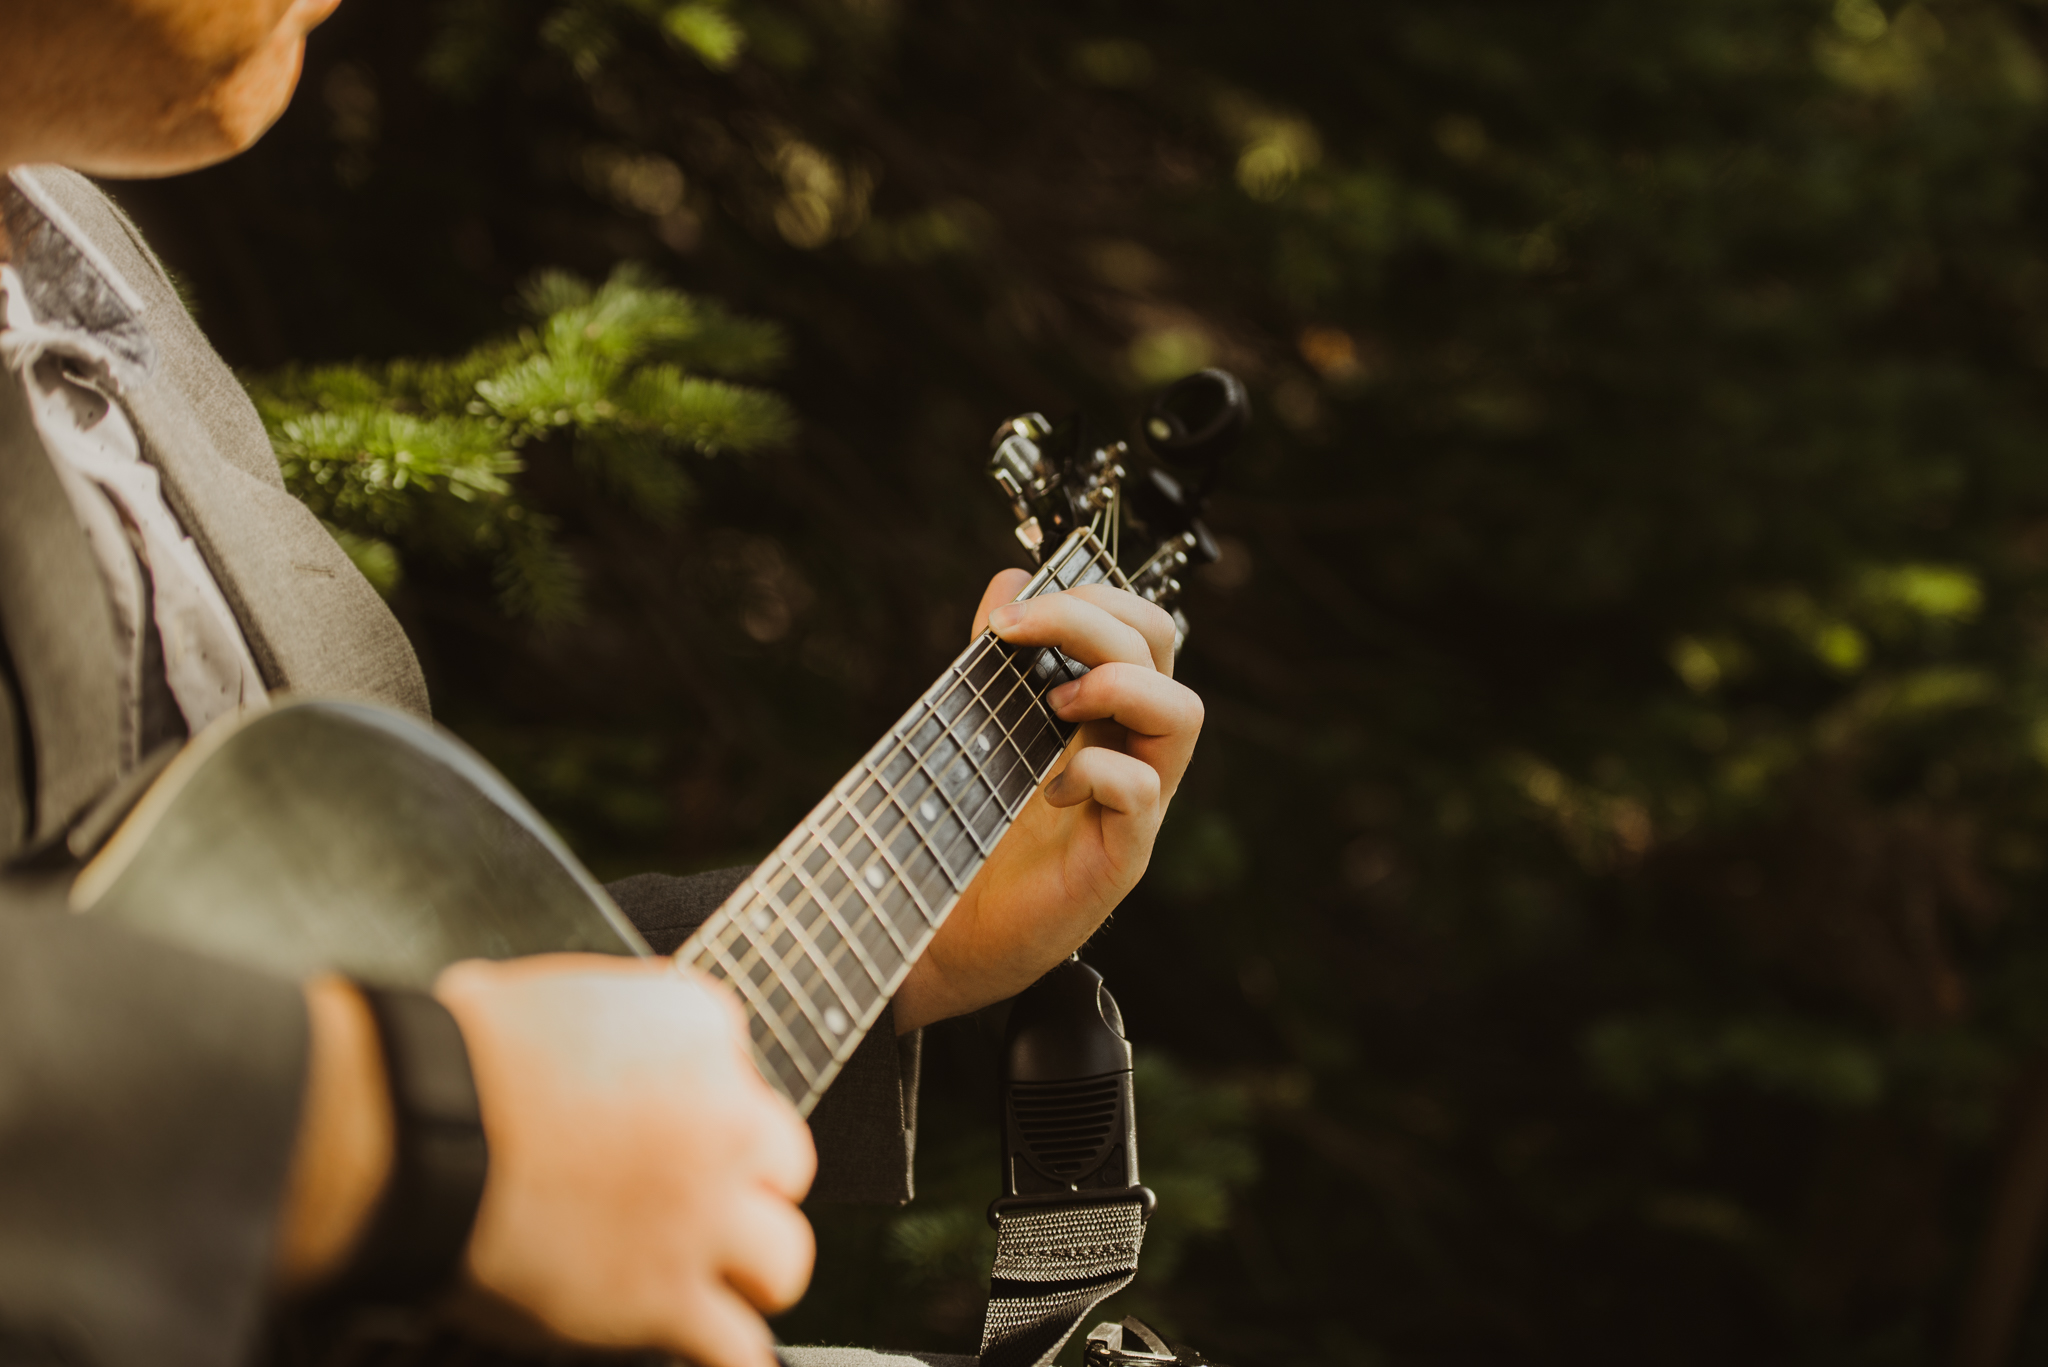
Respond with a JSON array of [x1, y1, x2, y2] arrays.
[[248, 264, 793, 621]]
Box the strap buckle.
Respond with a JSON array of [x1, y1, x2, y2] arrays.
[[1084, 1317, 1220, 1367], [986, 1184, 1157, 1229]]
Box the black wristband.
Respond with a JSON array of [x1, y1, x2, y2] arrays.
[[325, 986, 489, 1309]]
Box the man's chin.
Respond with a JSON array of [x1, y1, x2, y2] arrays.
[[76, 40, 304, 180]]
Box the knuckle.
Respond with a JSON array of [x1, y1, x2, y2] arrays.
[[1091, 660, 1135, 691], [771, 1215, 817, 1307], [679, 971, 751, 1039], [432, 959, 486, 1000], [1136, 596, 1175, 640]]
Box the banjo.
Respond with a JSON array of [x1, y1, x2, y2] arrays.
[[71, 369, 1245, 1117]]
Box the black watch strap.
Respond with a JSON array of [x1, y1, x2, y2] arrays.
[[326, 986, 489, 1309]]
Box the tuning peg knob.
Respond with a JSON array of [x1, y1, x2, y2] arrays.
[[1140, 369, 1250, 497]]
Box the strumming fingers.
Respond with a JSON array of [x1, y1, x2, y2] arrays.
[[719, 1193, 816, 1313], [740, 1093, 818, 1202], [666, 1285, 782, 1367]]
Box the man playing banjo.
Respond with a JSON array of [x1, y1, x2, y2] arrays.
[[0, 4, 1205, 1366]]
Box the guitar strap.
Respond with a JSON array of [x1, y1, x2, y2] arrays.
[[975, 959, 1155, 1367], [978, 1196, 1150, 1367]]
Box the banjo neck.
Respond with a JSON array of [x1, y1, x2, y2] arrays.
[[679, 525, 1127, 1116]]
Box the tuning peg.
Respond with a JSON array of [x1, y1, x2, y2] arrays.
[[1140, 369, 1250, 499]]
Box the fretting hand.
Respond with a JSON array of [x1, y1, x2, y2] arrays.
[[891, 572, 1204, 1033]]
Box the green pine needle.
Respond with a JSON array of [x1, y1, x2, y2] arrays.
[[250, 264, 793, 621]]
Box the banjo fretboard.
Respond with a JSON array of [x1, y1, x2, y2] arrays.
[[680, 526, 1128, 1113]]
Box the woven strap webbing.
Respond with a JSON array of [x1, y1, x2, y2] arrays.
[[977, 1198, 1149, 1367]]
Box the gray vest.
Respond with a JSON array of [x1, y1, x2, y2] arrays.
[[0, 167, 429, 860]]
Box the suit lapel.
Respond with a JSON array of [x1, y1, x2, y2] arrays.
[[8, 168, 430, 721]]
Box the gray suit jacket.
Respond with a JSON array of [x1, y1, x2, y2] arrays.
[[0, 167, 916, 1367]]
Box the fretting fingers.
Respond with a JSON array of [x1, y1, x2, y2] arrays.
[[990, 590, 1158, 672], [1001, 583, 1176, 675], [971, 569, 1034, 638], [1046, 663, 1202, 799], [1044, 745, 1163, 819], [1046, 662, 1204, 740], [1058, 584, 1178, 676]]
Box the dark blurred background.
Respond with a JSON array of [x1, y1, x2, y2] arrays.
[[103, 0, 2048, 1362]]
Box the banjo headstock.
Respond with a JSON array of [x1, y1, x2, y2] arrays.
[[986, 369, 1249, 650]]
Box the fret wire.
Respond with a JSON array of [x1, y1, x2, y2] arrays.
[[853, 525, 1109, 822], [815, 882, 891, 1012], [699, 901, 787, 1023], [706, 896, 779, 990], [757, 858, 861, 1048], [702, 856, 901, 1087], [1053, 534, 1097, 588], [855, 754, 942, 928], [722, 869, 841, 1076], [769, 838, 861, 988], [829, 888, 902, 1014], [946, 723, 1000, 861], [763, 970, 834, 1083], [804, 804, 895, 992], [956, 647, 1038, 826], [899, 739, 977, 893], [810, 880, 901, 1068], [703, 932, 820, 1090], [983, 644, 1072, 801], [939, 646, 1019, 833], [781, 830, 884, 1004], [737, 877, 823, 1016], [889, 653, 1032, 867], [792, 840, 887, 998], [987, 648, 1065, 790], [688, 913, 741, 974], [868, 723, 968, 898], [831, 794, 920, 961], [988, 656, 1049, 792], [906, 735, 982, 884], [854, 649, 1045, 902], [837, 776, 931, 956]]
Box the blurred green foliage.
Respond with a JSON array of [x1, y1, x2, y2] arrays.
[[249, 265, 791, 619], [114, 0, 2048, 1360]]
